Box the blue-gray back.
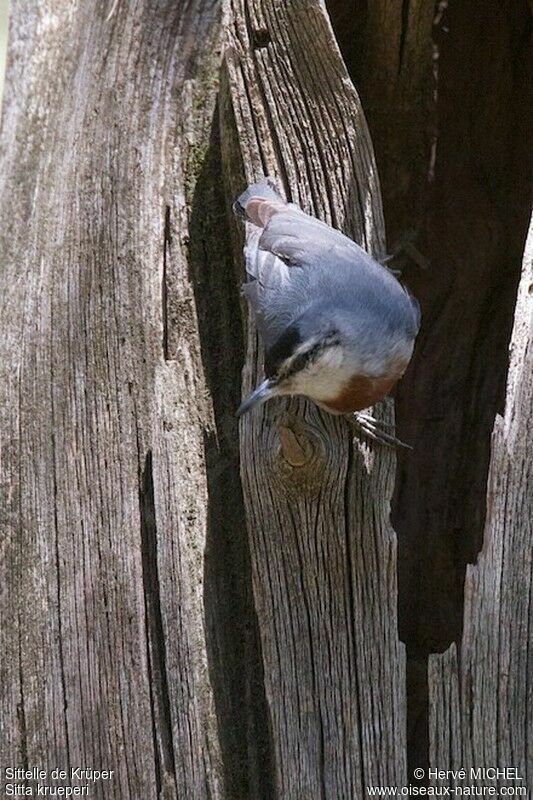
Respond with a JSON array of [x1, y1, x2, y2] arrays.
[[243, 198, 420, 349]]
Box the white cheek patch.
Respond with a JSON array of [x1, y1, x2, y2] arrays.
[[289, 346, 352, 401], [318, 345, 345, 371]]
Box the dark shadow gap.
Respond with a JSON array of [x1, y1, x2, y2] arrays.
[[162, 205, 171, 361], [327, 0, 532, 779], [139, 450, 177, 795], [187, 101, 276, 800]]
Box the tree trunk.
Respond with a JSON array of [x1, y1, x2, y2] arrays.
[[0, 1, 406, 797]]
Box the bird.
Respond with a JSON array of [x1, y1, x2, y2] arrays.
[[233, 178, 420, 448]]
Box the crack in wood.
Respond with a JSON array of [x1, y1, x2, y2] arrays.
[[17, 621, 28, 773], [162, 205, 172, 362], [252, 28, 271, 49], [50, 304, 72, 776], [139, 451, 177, 796], [327, 0, 532, 780]]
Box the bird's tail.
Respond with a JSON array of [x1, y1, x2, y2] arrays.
[[233, 177, 285, 228]]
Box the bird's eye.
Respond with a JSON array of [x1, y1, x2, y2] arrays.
[[290, 350, 312, 373], [287, 341, 324, 376]]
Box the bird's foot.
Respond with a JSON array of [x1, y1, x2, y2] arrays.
[[350, 411, 412, 450]]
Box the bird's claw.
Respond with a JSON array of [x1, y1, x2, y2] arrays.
[[350, 411, 412, 450]]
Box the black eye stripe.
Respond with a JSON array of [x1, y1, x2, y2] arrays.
[[266, 330, 340, 381], [264, 325, 302, 378]]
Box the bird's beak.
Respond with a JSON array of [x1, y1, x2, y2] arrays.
[[236, 379, 276, 417]]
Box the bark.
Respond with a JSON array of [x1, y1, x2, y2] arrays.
[[428, 218, 533, 788]]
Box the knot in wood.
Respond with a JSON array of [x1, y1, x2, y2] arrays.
[[278, 425, 313, 467], [271, 417, 327, 499]]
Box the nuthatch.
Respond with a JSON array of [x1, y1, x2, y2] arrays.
[[234, 178, 420, 447]]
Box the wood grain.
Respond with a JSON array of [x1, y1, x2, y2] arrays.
[[0, 2, 225, 797], [221, 0, 407, 795]]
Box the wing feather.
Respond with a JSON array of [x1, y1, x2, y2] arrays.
[[235, 179, 420, 345]]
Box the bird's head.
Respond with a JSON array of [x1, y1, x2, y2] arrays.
[[236, 314, 345, 417]]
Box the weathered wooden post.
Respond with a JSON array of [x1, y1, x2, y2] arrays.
[[220, 1, 408, 795], [429, 220, 533, 791], [0, 3, 226, 797]]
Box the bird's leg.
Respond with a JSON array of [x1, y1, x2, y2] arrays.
[[349, 411, 412, 450]]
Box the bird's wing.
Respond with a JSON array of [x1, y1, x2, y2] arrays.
[[258, 205, 421, 337], [258, 204, 374, 272], [236, 179, 420, 344], [242, 223, 308, 348]]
